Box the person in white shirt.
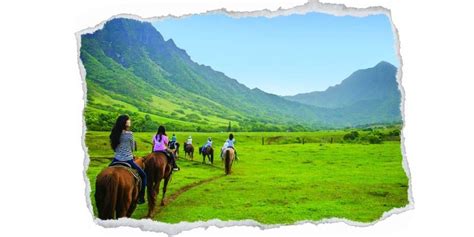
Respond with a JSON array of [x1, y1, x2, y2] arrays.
[[185, 135, 192, 145]]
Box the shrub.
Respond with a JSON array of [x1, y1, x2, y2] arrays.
[[367, 134, 383, 144], [343, 131, 359, 141], [388, 129, 401, 136]]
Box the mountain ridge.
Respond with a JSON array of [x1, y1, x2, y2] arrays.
[[80, 18, 402, 132], [284, 61, 400, 109]]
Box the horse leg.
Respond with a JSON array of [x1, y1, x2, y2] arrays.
[[126, 187, 139, 217], [225, 150, 231, 175], [115, 186, 128, 218], [127, 201, 137, 218], [146, 177, 161, 218], [120, 191, 134, 218], [160, 176, 170, 206]]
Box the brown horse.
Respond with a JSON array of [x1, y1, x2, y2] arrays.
[[95, 157, 145, 220], [199, 146, 214, 164], [223, 148, 235, 175], [143, 152, 173, 218], [184, 143, 194, 160]]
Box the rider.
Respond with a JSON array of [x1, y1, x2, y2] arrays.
[[221, 133, 238, 160], [201, 137, 212, 153], [152, 125, 180, 171], [185, 135, 192, 145], [169, 133, 177, 149], [109, 114, 146, 204], [171, 134, 177, 143]]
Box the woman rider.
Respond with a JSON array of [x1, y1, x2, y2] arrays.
[[221, 133, 238, 160], [152, 125, 180, 171], [109, 114, 146, 204]]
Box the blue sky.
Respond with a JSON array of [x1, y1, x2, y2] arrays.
[[153, 13, 398, 96]]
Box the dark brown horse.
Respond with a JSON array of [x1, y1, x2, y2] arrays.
[[223, 148, 235, 175], [95, 157, 145, 220], [199, 146, 214, 164], [143, 152, 173, 218], [184, 143, 194, 160], [168, 142, 180, 159]]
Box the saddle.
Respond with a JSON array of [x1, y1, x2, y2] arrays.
[[109, 161, 142, 188], [109, 161, 131, 168]]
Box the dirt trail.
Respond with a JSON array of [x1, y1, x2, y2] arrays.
[[153, 173, 226, 215], [167, 174, 224, 205]]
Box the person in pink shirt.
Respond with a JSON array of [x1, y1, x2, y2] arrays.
[[152, 125, 180, 171]]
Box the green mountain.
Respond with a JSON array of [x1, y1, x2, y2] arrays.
[[285, 61, 402, 125], [80, 18, 401, 132], [284, 61, 400, 107]]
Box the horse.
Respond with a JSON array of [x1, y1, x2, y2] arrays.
[[95, 157, 145, 220], [169, 141, 180, 159], [174, 142, 180, 158], [184, 143, 194, 160], [223, 148, 235, 175], [143, 152, 173, 218], [199, 146, 214, 164]]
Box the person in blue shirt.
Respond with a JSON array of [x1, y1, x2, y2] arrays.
[[220, 133, 238, 160], [201, 137, 213, 153], [171, 134, 177, 143], [169, 133, 178, 149]]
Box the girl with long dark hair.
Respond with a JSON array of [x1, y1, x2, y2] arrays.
[[109, 114, 147, 204], [152, 125, 180, 171]]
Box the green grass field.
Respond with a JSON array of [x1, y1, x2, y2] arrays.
[[85, 130, 409, 224]]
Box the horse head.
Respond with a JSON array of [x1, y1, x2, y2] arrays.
[[133, 156, 146, 169]]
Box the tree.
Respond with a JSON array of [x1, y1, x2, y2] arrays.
[[227, 121, 231, 132]]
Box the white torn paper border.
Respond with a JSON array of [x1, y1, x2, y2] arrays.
[[76, 0, 414, 234]]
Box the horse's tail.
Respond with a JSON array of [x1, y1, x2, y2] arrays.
[[95, 173, 119, 220], [210, 148, 214, 163], [225, 149, 230, 175]]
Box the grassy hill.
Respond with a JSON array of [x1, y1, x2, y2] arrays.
[[80, 18, 402, 132]]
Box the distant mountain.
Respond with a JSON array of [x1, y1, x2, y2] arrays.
[[80, 18, 402, 132], [284, 61, 401, 123], [285, 62, 400, 108]]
